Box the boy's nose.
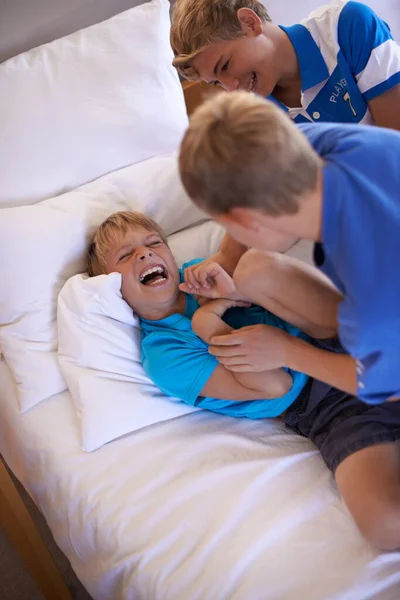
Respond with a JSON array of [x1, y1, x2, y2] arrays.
[[137, 248, 153, 261], [220, 76, 240, 92]]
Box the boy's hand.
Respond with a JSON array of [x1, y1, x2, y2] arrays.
[[208, 324, 290, 372], [180, 261, 247, 301]]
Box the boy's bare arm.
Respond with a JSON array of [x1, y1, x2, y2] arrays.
[[191, 298, 235, 344], [210, 233, 248, 276], [285, 335, 357, 394], [192, 299, 292, 400], [368, 86, 400, 131], [209, 324, 357, 396], [199, 363, 291, 401]]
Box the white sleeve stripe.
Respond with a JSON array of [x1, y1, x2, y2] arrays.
[[356, 39, 400, 94]]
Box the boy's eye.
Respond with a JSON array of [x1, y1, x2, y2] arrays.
[[221, 59, 230, 72], [118, 251, 133, 262], [149, 240, 162, 247]]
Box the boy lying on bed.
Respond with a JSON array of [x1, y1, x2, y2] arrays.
[[87, 210, 400, 551]]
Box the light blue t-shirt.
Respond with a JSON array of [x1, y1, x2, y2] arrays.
[[298, 121, 400, 404], [270, 1, 400, 125], [140, 261, 309, 419]]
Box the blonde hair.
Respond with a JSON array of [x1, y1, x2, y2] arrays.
[[179, 91, 323, 216], [171, 0, 271, 80], [87, 211, 168, 277]]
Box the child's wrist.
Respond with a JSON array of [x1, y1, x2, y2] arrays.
[[230, 288, 251, 303], [284, 335, 311, 371]]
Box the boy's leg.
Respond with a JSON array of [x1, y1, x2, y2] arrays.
[[284, 380, 400, 550], [234, 249, 342, 338], [335, 442, 400, 550]]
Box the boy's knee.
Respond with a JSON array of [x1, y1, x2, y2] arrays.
[[357, 501, 400, 551], [233, 249, 281, 294]]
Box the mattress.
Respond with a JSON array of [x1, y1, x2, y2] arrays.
[[1, 359, 400, 600]]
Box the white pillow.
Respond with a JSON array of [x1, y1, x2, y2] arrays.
[[0, 0, 188, 208], [57, 220, 224, 452], [0, 154, 206, 413], [57, 273, 197, 452]]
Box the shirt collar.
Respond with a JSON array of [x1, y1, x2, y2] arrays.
[[279, 24, 329, 91]]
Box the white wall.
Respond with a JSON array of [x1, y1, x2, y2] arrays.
[[264, 1, 399, 41]]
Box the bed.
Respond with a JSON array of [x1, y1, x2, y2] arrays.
[[1, 1, 400, 599], [3, 351, 400, 600]]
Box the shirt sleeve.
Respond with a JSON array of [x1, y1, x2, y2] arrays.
[[354, 342, 400, 404], [337, 1, 400, 101], [181, 258, 204, 270], [142, 330, 218, 406]]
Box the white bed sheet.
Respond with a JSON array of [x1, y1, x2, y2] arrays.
[[1, 359, 400, 600]]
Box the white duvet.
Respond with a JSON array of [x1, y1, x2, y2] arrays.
[[1, 360, 400, 600]]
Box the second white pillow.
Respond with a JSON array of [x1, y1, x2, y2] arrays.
[[0, 154, 207, 413]]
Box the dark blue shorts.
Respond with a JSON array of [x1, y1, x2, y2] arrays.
[[283, 339, 400, 473]]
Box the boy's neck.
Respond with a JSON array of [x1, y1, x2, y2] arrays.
[[272, 27, 302, 108], [139, 290, 186, 321]]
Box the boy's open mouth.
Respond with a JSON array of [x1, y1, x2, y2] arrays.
[[139, 264, 168, 286]]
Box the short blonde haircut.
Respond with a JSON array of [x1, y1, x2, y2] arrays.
[[179, 91, 323, 216], [87, 211, 168, 277], [171, 0, 271, 80]]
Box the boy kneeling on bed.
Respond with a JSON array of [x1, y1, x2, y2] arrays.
[[87, 211, 400, 551]]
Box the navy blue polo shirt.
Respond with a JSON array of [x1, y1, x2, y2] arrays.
[[299, 121, 400, 403]]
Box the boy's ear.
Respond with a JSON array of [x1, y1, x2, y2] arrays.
[[237, 8, 263, 36], [222, 207, 261, 232]]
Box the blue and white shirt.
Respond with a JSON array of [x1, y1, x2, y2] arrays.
[[271, 1, 400, 124], [298, 122, 400, 404]]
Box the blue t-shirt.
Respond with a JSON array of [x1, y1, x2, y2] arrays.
[[140, 261, 309, 419], [299, 121, 400, 404], [270, 1, 400, 125]]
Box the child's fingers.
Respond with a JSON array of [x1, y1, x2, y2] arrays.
[[210, 333, 243, 347], [179, 282, 194, 294], [184, 268, 195, 288], [196, 267, 211, 289], [179, 282, 217, 299], [197, 262, 224, 289], [184, 267, 200, 291]]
